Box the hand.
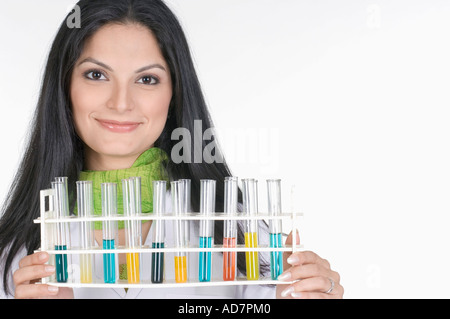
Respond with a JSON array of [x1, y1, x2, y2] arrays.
[[276, 231, 344, 299], [13, 251, 74, 299]]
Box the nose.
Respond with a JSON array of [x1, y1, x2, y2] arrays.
[[106, 81, 133, 112]]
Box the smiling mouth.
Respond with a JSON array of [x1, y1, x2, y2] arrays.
[[96, 119, 142, 133]]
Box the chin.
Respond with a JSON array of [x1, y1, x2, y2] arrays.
[[93, 144, 145, 158]]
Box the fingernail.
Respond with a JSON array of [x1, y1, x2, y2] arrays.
[[281, 286, 295, 298], [39, 252, 48, 261], [287, 255, 300, 265], [45, 265, 55, 273], [48, 286, 59, 293], [291, 292, 302, 298], [277, 271, 292, 281]]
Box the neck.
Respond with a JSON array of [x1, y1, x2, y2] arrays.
[[84, 148, 141, 171]]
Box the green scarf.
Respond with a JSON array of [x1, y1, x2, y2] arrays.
[[77, 147, 169, 230]]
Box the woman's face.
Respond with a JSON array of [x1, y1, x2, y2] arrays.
[[70, 23, 172, 169]]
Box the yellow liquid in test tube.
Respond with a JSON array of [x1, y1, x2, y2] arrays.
[[174, 256, 187, 283], [244, 232, 259, 280], [80, 254, 92, 283], [126, 253, 140, 284]]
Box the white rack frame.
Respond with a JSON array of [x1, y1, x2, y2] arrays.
[[34, 188, 304, 288]]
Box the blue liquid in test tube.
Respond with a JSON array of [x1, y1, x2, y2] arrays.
[[151, 242, 164, 283], [103, 239, 116, 283], [54, 245, 68, 282], [199, 236, 212, 282], [101, 183, 118, 284], [269, 233, 283, 279], [199, 180, 215, 282], [267, 179, 284, 280]]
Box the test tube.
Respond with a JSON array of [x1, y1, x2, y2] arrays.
[[101, 183, 118, 284], [223, 176, 238, 281], [199, 179, 216, 282], [180, 179, 191, 247], [267, 179, 283, 280], [242, 178, 259, 280], [152, 180, 166, 283], [76, 181, 95, 283], [171, 180, 188, 283], [51, 179, 71, 283], [122, 177, 142, 284], [54, 177, 70, 215]]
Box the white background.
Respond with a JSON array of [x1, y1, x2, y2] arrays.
[[1, 0, 450, 298]]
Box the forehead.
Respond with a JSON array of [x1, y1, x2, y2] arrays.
[[80, 23, 166, 67]]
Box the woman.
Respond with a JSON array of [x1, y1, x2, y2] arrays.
[[0, 0, 343, 299]]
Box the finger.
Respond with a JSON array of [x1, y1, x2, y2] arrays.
[[291, 276, 334, 293], [15, 284, 59, 299], [280, 277, 337, 299], [278, 263, 339, 284], [291, 282, 344, 299], [18, 252, 49, 269], [286, 251, 329, 268], [290, 291, 335, 299], [284, 230, 300, 246], [13, 264, 55, 286]]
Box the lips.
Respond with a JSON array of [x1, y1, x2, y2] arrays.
[[96, 119, 142, 133]]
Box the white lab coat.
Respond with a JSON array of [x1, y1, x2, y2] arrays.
[[0, 191, 276, 299]]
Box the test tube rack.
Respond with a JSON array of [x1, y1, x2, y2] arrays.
[[34, 188, 304, 289]]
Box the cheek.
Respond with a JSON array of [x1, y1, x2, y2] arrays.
[[139, 89, 172, 127], [71, 79, 107, 112], [70, 83, 87, 136], [70, 81, 103, 137]]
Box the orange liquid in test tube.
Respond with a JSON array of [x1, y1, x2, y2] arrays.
[[223, 237, 236, 281]]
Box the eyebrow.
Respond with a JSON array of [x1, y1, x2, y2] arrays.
[[77, 57, 167, 73]]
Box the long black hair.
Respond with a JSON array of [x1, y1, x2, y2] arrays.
[[0, 0, 269, 295]]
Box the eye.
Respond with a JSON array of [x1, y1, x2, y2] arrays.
[[84, 70, 107, 81], [137, 75, 159, 85]]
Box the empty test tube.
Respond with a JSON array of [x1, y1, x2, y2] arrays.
[[242, 178, 259, 280], [152, 180, 166, 283], [76, 181, 95, 283], [267, 179, 283, 280], [199, 179, 216, 282], [223, 176, 238, 281], [122, 177, 142, 284], [171, 180, 189, 283], [101, 183, 118, 284], [52, 179, 71, 283]]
